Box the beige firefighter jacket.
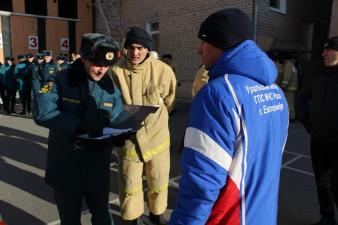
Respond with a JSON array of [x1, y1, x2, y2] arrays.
[[192, 65, 209, 97], [281, 60, 298, 92], [112, 56, 176, 162]]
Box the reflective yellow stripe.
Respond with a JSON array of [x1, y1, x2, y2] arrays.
[[287, 87, 297, 91], [124, 138, 170, 161], [149, 183, 169, 193], [125, 185, 143, 196]]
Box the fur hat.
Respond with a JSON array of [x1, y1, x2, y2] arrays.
[[198, 8, 253, 51], [124, 27, 152, 50], [80, 33, 120, 66], [324, 36, 338, 51]]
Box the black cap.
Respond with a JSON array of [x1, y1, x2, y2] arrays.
[[17, 54, 27, 60], [36, 53, 44, 60], [324, 36, 338, 51], [124, 27, 152, 50], [80, 33, 120, 66], [198, 8, 253, 51], [56, 53, 68, 61], [5, 56, 14, 61], [26, 53, 34, 58], [42, 50, 53, 57]]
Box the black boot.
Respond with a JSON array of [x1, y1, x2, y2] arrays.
[[122, 217, 143, 225], [149, 212, 168, 225]]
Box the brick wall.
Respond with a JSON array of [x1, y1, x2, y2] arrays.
[[97, 0, 317, 100], [258, 0, 316, 42]]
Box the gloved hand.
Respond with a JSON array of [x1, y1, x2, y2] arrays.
[[109, 131, 135, 147]]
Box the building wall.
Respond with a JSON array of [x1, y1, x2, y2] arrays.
[[329, 0, 338, 37], [45, 19, 68, 55], [119, 0, 252, 81], [94, 0, 121, 38], [0, 0, 93, 62], [47, 0, 58, 17], [10, 15, 38, 60], [97, 0, 317, 100], [76, 0, 93, 51], [0, 17, 4, 62], [12, 0, 24, 13], [258, 0, 315, 43]]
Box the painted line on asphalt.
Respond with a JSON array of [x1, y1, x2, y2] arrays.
[[282, 155, 303, 168], [284, 166, 314, 176], [1, 156, 45, 177], [284, 150, 311, 159]]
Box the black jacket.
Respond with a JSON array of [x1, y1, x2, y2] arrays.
[[296, 62, 338, 142]]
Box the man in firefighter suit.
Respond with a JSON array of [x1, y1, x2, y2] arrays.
[[191, 64, 209, 98], [112, 27, 176, 225], [33, 33, 126, 225], [281, 57, 298, 122]]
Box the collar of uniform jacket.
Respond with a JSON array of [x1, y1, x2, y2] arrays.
[[66, 58, 115, 94]]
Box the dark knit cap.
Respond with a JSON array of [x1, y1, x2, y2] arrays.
[[324, 36, 338, 51], [124, 27, 152, 50], [80, 33, 120, 66], [198, 8, 253, 51]]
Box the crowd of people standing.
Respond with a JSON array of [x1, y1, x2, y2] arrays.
[[0, 51, 75, 115]]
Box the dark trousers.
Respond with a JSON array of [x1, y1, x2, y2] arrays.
[[19, 90, 31, 113], [5, 89, 17, 112], [0, 86, 8, 112], [311, 138, 338, 221], [54, 188, 114, 225]]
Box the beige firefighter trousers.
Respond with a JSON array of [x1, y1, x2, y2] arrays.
[[118, 149, 170, 220]]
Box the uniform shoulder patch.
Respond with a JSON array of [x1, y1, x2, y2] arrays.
[[39, 81, 54, 93]]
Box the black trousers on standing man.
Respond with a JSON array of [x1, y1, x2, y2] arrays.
[[311, 138, 338, 223]]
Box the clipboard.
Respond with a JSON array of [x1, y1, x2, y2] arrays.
[[109, 105, 159, 131]]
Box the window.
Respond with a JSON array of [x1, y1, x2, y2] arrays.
[[25, 0, 47, 16], [0, 0, 12, 12], [58, 0, 77, 19], [146, 22, 160, 52], [269, 0, 286, 14]]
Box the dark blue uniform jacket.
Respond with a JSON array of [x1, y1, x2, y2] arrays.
[[33, 59, 124, 192]]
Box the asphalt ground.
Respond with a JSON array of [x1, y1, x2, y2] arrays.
[[0, 100, 322, 225]]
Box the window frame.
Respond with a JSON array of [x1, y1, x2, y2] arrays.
[[146, 22, 160, 52], [269, 0, 287, 14]]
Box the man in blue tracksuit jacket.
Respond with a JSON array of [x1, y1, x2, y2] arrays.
[[169, 8, 289, 225]]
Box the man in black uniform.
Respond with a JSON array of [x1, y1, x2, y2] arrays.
[[33, 33, 126, 225], [296, 36, 338, 225]]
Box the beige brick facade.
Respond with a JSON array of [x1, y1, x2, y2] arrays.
[[96, 0, 318, 100]]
